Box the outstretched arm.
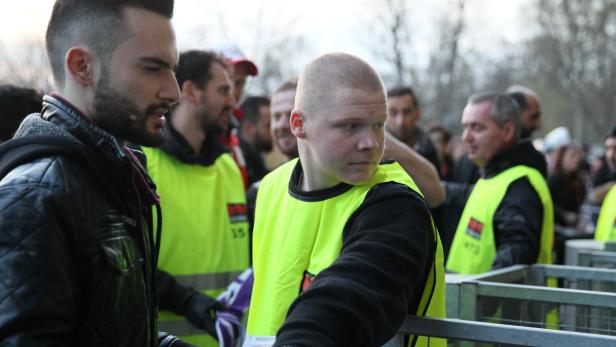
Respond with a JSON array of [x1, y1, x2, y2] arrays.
[[383, 132, 445, 208]]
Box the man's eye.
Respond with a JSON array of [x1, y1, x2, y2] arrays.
[[144, 66, 160, 72]]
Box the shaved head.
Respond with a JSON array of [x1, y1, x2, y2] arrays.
[[295, 53, 385, 119]]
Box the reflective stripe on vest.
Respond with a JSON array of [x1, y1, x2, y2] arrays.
[[143, 147, 249, 346], [247, 159, 446, 347], [595, 184, 616, 241], [446, 165, 554, 274]]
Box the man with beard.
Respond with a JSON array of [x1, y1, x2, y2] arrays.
[[142, 50, 249, 347], [212, 43, 259, 189], [238, 96, 272, 186], [386, 86, 441, 174], [0, 1, 189, 346]]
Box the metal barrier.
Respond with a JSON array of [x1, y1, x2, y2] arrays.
[[384, 316, 616, 347], [446, 264, 616, 335]]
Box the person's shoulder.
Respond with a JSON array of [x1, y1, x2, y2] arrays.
[[501, 176, 541, 207], [365, 180, 429, 211], [1, 155, 82, 191]]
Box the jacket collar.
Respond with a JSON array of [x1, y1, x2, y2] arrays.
[[38, 94, 159, 203], [160, 120, 227, 166], [483, 140, 546, 178]]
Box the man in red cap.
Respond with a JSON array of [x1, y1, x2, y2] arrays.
[[212, 43, 259, 188]]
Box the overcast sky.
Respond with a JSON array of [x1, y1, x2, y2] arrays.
[[0, 0, 532, 68]]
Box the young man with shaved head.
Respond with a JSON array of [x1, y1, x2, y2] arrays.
[[246, 53, 445, 347], [0, 0, 192, 346]]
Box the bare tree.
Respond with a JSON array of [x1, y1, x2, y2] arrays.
[[524, 0, 616, 142], [362, 0, 418, 87], [0, 39, 52, 92], [423, 0, 474, 128]]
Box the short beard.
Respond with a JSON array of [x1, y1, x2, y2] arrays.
[[91, 70, 168, 147], [254, 133, 273, 152]]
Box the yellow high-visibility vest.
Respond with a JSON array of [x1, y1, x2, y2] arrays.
[[595, 184, 616, 241], [447, 165, 554, 274], [143, 147, 249, 347], [247, 159, 445, 347]]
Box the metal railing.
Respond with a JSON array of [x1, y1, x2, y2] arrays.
[[384, 316, 616, 347], [446, 265, 616, 335]]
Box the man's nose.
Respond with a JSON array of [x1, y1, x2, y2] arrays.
[[160, 74, 181, 105], [358, 128, 379, 151]]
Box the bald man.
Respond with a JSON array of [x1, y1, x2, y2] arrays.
[[506, 85, 542, 139], [245, 53, 445, 347]]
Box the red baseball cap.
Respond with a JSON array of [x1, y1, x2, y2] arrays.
[[211, 43, 258, 76]]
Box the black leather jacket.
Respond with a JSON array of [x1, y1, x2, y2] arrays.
[[0, 95, 162, 346]]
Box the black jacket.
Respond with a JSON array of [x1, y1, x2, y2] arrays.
[[239, 135, 269, 187], [441, 140, 547, 269], [0, 95, 162, 346]]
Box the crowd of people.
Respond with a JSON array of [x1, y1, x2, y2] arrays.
[[0, 1, 614, 347]]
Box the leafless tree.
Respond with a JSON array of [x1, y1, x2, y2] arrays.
[[422, 0, 474, 128], [523, 0, 616, 142], [362, 0, 419, 87], [0, 39, 52, 92]]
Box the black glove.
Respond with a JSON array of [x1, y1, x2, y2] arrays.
[[182, 291, 222, 338], [158, 332, 197, 347]]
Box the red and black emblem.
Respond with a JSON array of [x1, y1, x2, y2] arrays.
[[465, 218, 484, 240], [227, 203, 247, 224]]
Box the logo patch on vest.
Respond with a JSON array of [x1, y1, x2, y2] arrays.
[[465, 218, 483, 240], [227, 203, 247, 223], [300, 271, 316, 293]]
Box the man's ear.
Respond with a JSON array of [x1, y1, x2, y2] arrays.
[[503, 121, 516, 143], [181, 80, 199, 103], [290, 110, 306, 139], [66, 46, 96, 87]]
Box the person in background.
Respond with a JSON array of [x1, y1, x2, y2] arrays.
[[588, 126, 616, 206], [238, 96, 272, 186], [211, 43, 259, 188], [506, 85, 542, 140], [428, 123, 455, 180], [0, 85, 43, 143], [548, 143, 586, 227], [385, 86, 441, 173], [444, 92, 554, 274], [0, 0, 190, 346], [246, 53, 445, 347], [142, 50, 249, 346], [451, 85, 546, 185]]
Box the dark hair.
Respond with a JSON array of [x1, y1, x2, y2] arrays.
[[607, 126, 616, 141], [0, 85, 43, 142], [508, 91, 528, 110], [274, 77, 299, 96], [46, 0, 174, 86], [427, 124, 452, 144], [468, 91, 522, 139], [239, 96, 270, 126], [387, 86, 420, 109], [175, 50, 226, 90]]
